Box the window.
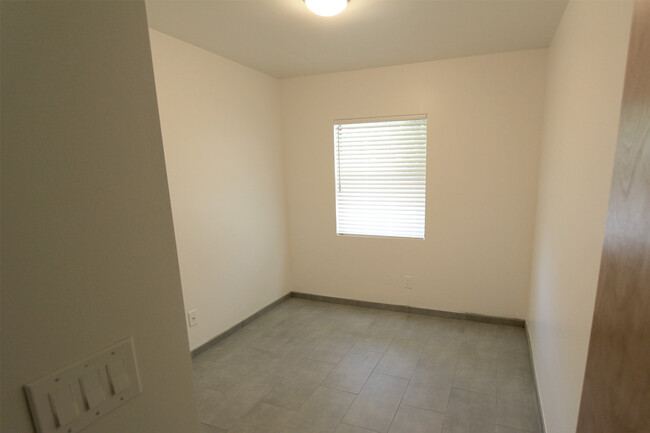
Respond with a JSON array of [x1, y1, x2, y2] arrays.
[[334, 115, 427, 239]]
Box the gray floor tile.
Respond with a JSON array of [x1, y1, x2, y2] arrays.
[[353, 330, 394, 353], [496, 374, 540, 433], [496, 373, 537, 404], [342, 373, 409, 433], [216, 328, 274, 354], [423, 334, 464, 356], [496, 326, 528, 354], [402, 368, 454, 413], [251, 327, 299, 353], [196, 330, 257, 360], [331, 306, 378, 334], [295, 321, 336, 342], [497, 396, 540, 430], [196, 386, 222, 410], [401, 315, 443, 343], [229, 402, 295, 433], [342, 396, 402, 433], [200, 423, 227, 433], [281, 386, 356, 433], [322, 348, 383, 393], [245, 299, 312, 330], [197, 387, 226, 428], [360, 372, 411, 397], [427, 317, 466, 338], [307, 331, 359, 364], [497, 351, 532, 378], [441, 418, 494, 433], [388, 405, 445, 433], [453, 346, 497, 394], [199, 369, 280, 429], [446, 388, 496, 425], [257, 336, 318, 378], [194, 346, 269, 392], [463, 322, 499, 352], [494, 426, 531, 433], [367, 310, 409, 335], [264, 358, 335, 410], [288, 331, 329, 353], [335, 424, 377, 433], [418, 335, 462, 377], [192, 299, 540, 433], [375, 337, 423, 379], [245, 309, 295, 332]]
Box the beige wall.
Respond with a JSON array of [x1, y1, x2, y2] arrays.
[[281, 50, 547, 319], [0, 2, 199, 433], [527, 2, 633, 432], [149, 30, 290, 350]]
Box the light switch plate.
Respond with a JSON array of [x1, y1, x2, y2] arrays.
[[49, 384, 79, 426], [79, 371, 106, 409], [24, 338, 142, 433], [188, 309, 199, 327], [106, 359, 130, 394]]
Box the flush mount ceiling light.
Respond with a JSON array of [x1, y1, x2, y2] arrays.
[[304, 0, 349, 17]]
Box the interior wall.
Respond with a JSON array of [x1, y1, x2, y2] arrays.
[[281, 49, 547, 319], [526, 2, 634, 433], [1, 3, 199, 433], [149, 30, 290, 350]]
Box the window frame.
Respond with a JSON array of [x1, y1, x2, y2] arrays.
[[333, 114, 428, 240]]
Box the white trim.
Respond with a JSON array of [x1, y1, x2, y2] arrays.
[[334, 113, 427, 125]]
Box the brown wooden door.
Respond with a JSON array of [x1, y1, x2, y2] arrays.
[[576, 2, 650, 432]]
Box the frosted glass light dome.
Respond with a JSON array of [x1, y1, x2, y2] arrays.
[[304, 0, 348, 17]]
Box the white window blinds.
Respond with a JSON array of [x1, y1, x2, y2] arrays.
[[334, 115, 427, 239]]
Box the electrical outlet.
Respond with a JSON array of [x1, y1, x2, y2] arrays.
[[404, 276, 413, 289], [188, 309, 199, 327]]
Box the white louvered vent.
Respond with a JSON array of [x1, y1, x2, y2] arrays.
[[334, 115, 427, 239]]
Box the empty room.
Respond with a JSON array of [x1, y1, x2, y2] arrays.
[[1, 1, 648, 433]]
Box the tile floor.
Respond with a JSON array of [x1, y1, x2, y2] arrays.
[[193, 298, 542, 433]]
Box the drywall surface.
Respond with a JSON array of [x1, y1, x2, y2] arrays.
[[149, 30, 289, 350], [281, 50, 547, 319], [526, 1, 633, 432], [1, 2, 199, 432]]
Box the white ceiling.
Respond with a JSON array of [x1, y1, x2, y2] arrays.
[[146, 0, 567, 78]]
